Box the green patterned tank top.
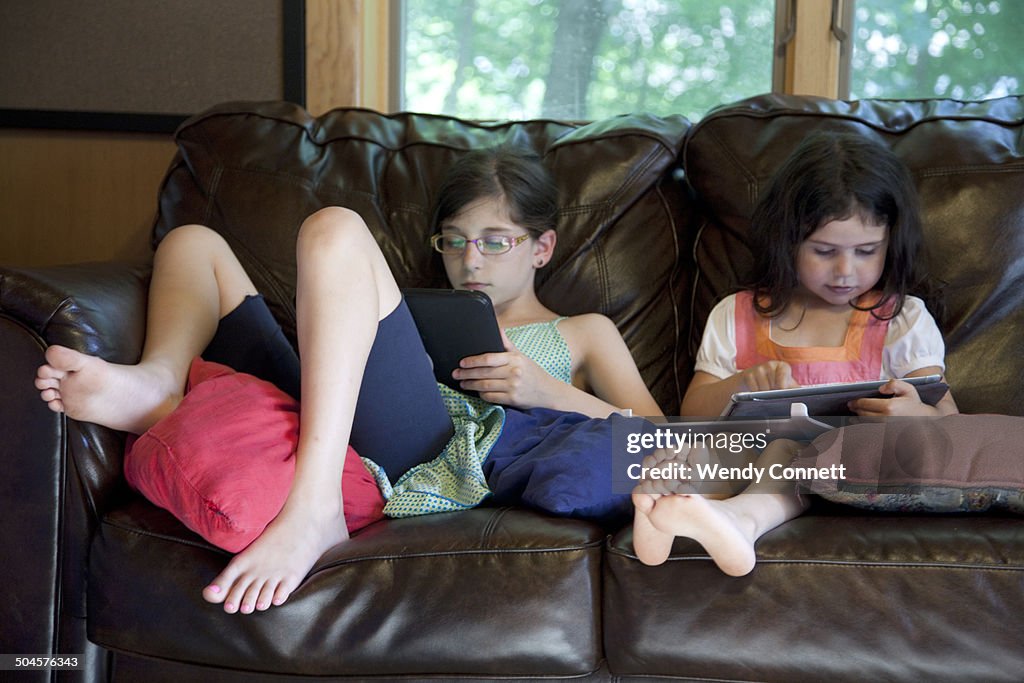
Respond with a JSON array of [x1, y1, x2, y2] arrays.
[[364, 316, 572, 518]]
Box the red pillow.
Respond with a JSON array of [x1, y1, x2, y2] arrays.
[[124, 358, 384, 552]]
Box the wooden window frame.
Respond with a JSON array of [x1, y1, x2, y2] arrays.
[[337, 0, 853, 114]]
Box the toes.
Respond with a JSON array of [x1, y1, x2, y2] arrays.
[[35, 373, 62, 388], [631, 491, 656, 513], [272, 575, 302, 606], [239, 581, 266, 614], [44, 345, 84, 371], [223, 582, 250, 614], [203, 564, 241, 605], [202, 582, 226, 604], [203, 563, 302, 613], [632, 505, 674, 566], [255, 582, 279, 611]]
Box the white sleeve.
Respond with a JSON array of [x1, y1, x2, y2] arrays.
[[694, 295, 738, 379], [882, 296, 946, 379]]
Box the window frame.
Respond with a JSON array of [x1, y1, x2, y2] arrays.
[[361, 0, 855, 115]]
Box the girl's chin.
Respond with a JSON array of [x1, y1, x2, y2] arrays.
[[804, 288, 863, 307]]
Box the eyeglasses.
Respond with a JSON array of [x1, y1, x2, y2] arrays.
[[430, 233, 531, 256]]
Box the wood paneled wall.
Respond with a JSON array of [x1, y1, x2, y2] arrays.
[[1, 0, 365, 268], [0, 130, 176, 267]]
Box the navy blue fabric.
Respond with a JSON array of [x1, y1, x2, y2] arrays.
[[350, 299, 454, 480], [203, 294, 302, 400], [203, 295, 453, 483], [485, 409, 649, 527]]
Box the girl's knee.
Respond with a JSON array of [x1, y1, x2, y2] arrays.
[[297, 207, 372, 252], [158, 224, 229, 258], [295, 207, 399, 309]]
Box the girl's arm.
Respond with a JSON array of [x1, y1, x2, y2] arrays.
[[849, 366, 959, 416], [680, 293, 797, 417], [681, 362, 797, 417], [454, 314, 662, 418], [850, 300, 958, 416], [567, 314, 663, 417]]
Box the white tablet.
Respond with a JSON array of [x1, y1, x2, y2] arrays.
[[723, 374, 948, 418]]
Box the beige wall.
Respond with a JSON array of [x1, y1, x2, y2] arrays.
[[0, 0, 364, 268]]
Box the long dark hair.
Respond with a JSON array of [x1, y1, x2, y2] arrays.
[[746, 131, 925, 319], [431, 146, 558, 237]]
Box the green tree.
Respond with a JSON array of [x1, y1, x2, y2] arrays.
[[402, 0, 1020, 122], [851, 0, 1022, 99], [404, 0, 774, 121]]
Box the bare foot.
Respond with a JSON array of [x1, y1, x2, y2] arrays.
[[631, 491, 676, 566], [631, 444, 706, 566], [202, 498, 349, 614], [647, 494, 757, 577], [34, 345, 182, 434]]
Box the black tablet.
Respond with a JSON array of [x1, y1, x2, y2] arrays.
[[403, 288, 505, 392], [723, 374, 949, 418]]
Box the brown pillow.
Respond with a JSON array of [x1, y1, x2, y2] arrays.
[[795, 414, 1024, 513]]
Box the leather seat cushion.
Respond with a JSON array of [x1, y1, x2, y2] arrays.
[[89, 501, 606, 677], [604, 510, 1024, 682]]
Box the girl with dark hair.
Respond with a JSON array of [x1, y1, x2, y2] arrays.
[[34, 146, 662, 614], [681, 131, 958, 417], [631, 132, 959, 576]]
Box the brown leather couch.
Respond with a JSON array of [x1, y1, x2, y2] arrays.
[[2, 94, 1022, 682]]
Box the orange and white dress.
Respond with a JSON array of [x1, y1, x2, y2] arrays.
[[694, 291, 945, 385]]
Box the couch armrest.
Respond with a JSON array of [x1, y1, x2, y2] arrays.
[[1, 262, 150, 359], [0, 261, 149, 661]]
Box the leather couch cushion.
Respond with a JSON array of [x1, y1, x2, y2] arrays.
[[683, 94, 1024, 415], [90, 502, 605, 677], [605, 511, 1024, 682], [152, 102, 694, 412]]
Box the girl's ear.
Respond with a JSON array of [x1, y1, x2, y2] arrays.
[[532, 229, 557, 268]]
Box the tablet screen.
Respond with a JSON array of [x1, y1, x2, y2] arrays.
[[403, 288, 505, 392], [723, 375, 948, 418]]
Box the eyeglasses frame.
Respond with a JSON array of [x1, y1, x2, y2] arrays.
[[430, 232, 532, 256]]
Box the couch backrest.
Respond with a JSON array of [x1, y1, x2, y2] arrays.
[[683, 94, 1024, 415], [153, 102, 693, 412]]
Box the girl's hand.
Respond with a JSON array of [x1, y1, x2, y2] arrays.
[[453, 330, 560, 408], [739, 361, 798, 392], [848, 379, 934, 417]]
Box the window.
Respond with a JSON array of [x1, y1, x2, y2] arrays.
[[850, 0, 1023, 100], [393, 0, 1022, 120], [400, 0, 776, 121]]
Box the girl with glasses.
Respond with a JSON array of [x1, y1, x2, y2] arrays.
[[35, 147, 663, 615]]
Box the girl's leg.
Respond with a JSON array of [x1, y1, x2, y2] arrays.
[[35, 224, 257, 434], [632, 438, 810, 575], [201, 207, 407, 614]]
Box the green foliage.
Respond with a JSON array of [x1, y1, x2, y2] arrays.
[[403, 0, 1022, 122], [852, 0, 1022, 99], [404, 0, 774, 121]]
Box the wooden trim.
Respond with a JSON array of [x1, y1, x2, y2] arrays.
[[360, 0, 394, 112], [304, 0, 392, 113], [785, 0, 842, 98], [305, 0, 361, 114]]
